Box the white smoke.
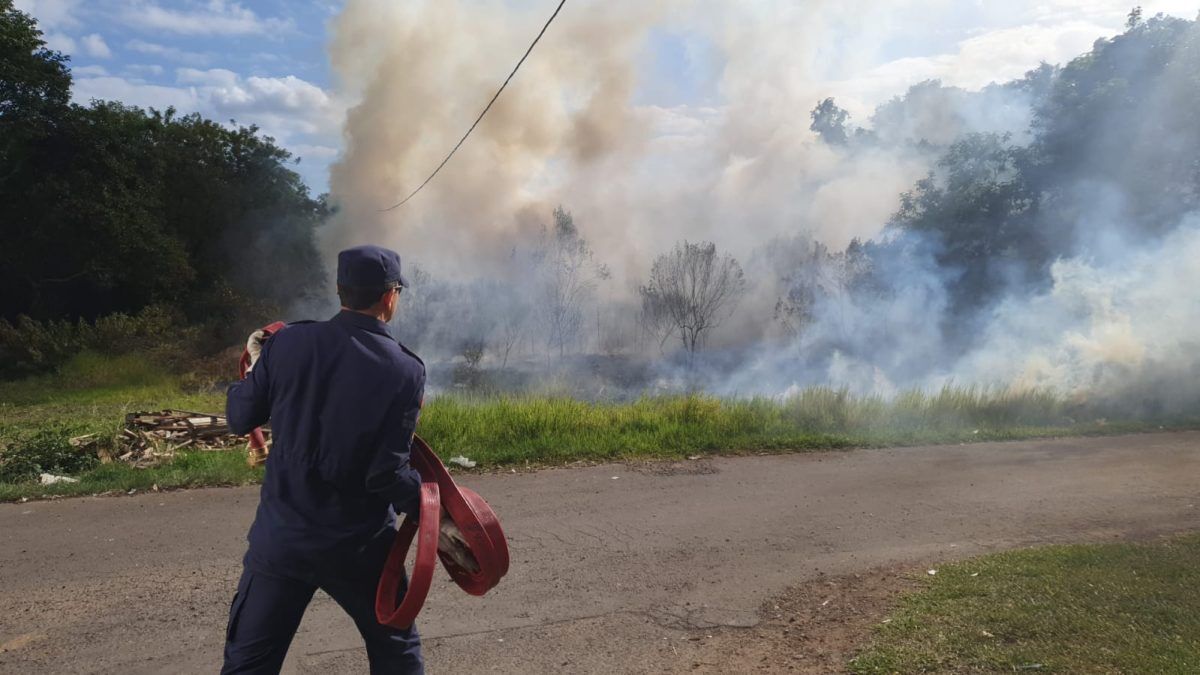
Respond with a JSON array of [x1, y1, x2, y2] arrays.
[[321, 0, 1197, 408], [953, 217, 1200, 411]]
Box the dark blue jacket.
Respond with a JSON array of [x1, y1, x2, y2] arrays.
[[226, 310, 425, 579]]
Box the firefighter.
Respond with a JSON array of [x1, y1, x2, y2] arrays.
[[222, 245, 455, 674]]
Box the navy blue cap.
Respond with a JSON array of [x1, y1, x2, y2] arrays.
[[336, 245, 408, 290]]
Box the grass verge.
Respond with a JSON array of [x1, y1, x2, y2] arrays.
[[850, 535, 1200, 674], [1, 353, 1195, 501]]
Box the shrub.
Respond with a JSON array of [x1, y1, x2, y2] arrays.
[[0, 429, 98, 483], [0, 316, 86, 379], [0, 305, 197, 380]]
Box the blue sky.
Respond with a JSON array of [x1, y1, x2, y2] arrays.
[[13, 1, 1198, 197], [15, 0, 343, 191]]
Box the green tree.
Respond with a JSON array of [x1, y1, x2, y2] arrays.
[[0, 0, 69, 121], [890, 133, 1044, 314], [810, 97, 850, 145], [0, 3, 326, 345], [1033, 14, 1199, 233]]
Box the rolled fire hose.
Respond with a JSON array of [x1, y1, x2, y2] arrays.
[[238, 322, 510, 629]]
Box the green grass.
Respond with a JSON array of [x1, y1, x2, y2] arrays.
[[0, 449, 260, 501], [850, 535, 1200, 674], [1, 352, 1194, 501]]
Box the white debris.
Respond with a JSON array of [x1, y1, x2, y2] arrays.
[[39, 473, 79, 485], [449, 456, 477, 469], [927, 569, 937, 576]]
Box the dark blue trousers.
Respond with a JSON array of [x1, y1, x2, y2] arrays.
[[221, 541, 423, 674]]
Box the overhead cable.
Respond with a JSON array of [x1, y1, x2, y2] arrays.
[[381, 0, 568, 211]]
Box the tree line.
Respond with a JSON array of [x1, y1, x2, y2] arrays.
[[0, 0, 325, 374], [4, 2, 1196, 385], [342, 11, 1200, 377]]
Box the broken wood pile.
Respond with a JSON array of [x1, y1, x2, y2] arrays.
[[117, 410, 263, 467]]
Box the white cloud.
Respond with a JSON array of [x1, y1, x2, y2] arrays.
[[72, 64, 109, 77], [72, 76, 197, 110], [829, 18, 1111, 116], [124, 64, 165, 77], [80, 33, 112, 59], [71, 72, 340, 128], [41, 31, 75, 53], [816, 3, 1198, 119], [70, 70, 344, 191], [125, 39, 209, 66], [176, 67, 240, 87], [12, 0, 80, 29], [122, 0, 293, 36], [291, 144, 340, 161], [219, 76, 332, 114]]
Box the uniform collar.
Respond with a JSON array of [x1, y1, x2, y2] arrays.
[[333, 309, 394, 339]]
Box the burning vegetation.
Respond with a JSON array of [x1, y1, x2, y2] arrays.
[[310, 7, 1200, 415], [2, 3, 1197, 417]]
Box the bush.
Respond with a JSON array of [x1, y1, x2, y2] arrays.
[[0, 305, 198, 380], [0, 429, 98, 483], [0, 315, 86, 379]]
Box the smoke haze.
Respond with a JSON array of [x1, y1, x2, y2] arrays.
[[321, 1, 1200, 409]]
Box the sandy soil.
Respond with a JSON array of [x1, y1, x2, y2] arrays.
[[1, 432, 1197, 674]]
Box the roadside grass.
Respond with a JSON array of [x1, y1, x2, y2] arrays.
[[417, 389, 1141, 465], [1, 353, 1193, 501], [0, 351, 225, 429], [0, 449, 259, 501], [850, 534, 1200, 674]]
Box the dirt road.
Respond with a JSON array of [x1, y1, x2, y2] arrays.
[[1, 432, 1197, 674]]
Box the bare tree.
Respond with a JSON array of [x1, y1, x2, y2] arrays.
[[773, 240, 832, 338], [495, 285, 530, 368], [774, 237, 873, 340], [638, 241, 747, 357], [393, 265, 437, 351], [534, 206, 598, 358]]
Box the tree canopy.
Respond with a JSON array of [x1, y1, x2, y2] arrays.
[[883, 13, 1200, 320], [0, 1, 325, 331]]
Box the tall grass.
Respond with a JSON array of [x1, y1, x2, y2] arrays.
[[1, 354, 1190, 500], [415, 386, 1087, 466]]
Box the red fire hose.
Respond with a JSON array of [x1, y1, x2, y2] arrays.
[[375, 435, 510, 627], [238, 321, 285, 467], [238, 322, 509, 629]]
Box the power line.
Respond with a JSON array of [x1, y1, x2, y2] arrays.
[[382, 0, 568, 212]]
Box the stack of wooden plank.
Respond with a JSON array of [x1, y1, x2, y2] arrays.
[[118, 410, 261, 466]]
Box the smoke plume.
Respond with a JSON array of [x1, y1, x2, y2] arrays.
[[322, 1, 1200, 411]]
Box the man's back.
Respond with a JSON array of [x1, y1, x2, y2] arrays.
[[227, 310, 425, 578], [222, 245, 426, 674]]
